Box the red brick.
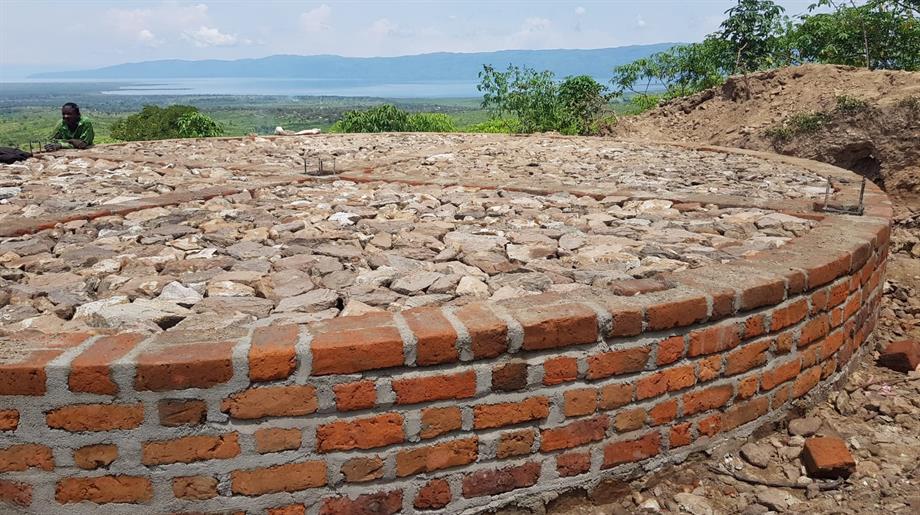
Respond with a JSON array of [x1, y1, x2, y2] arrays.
[[474, 397, 549, 429], [670, 423, 692, 448], [415, 479, 452, 510], [221, 385, 317, 419], [800, 314, 829, 347], [697, 355, 722, 382], [722, 396, 769, 430], [636, 365, 695, 400], [828, 280, 849, 308], [310, 313, 404, 375], [649, 399, 678, 426], [737, 375, 760, 399], [0, 333, 91, 395], [158, 399, 206, 427], [56, 476, 152, 504], [231, 461, 326, 495], [541, 416, 608, 452], [739, 276, 786, 310], [820, 330, 846, 360], [333, 380, 377, 411], [393, 371, 476, 405], [878, 339, 920, 373], [320, 490, 402, 515], [340, 457, 384, 483], [599, 383, 632, 409], [761, 359, 801, 390], [656, 336, 685, 365], [69, 333, 144, 395], [514, 303, 598, 350], [142, 433, 240, 465], [135, 341, 235, 391], [688, 323, 741, 357], [563, 388, 597, 417], [772, 384, 791, 409], [726, 338, 771, 376], [743, 314, 767, 339], [602, 432, 660, 468], [804, 251, 850, 288], [403, 307, 459, 365], [173, 476, 218, 500], [492, 361, 528, 391], [792, 366, 821, 398], [697, 414, 722, 436], [556, 452, 591, 477], [269, 504, 305, 515], [396, 437, 478, 476], [73, 444, 117, 470], [614, 408, 646, 432], [607, 305, 644, 337], [497, 429, 536, 458], [0, 444, 53, 472], [543, 357, 578, 385], [586, 347, 650, 380], [801, 437, 856, 479], [462, 461, 541, 497], [420, 406, 462, 439], [774, 330, 795, 354], [683, 385, 733, 416], [249, 324, 298, 382], [0, 479, 31, 508], [0, 410, 19, 431], [771, 299, 808, 331], [316, 413, 405, 452], [647, 295, 708, 330], [46, 403, 143, 432], [454, 303, 508, 358], [255, 428, 301, 453]]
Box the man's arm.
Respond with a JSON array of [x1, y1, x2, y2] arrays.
[[76, 121, 94, 147]]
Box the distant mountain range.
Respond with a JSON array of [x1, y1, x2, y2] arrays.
[[29, 44, 677, 81]]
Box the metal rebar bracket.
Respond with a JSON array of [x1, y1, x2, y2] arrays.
[[303, 150, 337, 176], [818, 176, 866, 216]]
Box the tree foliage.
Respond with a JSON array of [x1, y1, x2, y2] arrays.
[[329, 104, 457, 133], [477, 65, 610, 135], [111, 105, 223, 141], [610, 0, 919, 112]]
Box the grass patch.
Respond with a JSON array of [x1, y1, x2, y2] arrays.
[[834, 95, 870, 114], [765, 111, 832, 141], [897, 95, 920, 112]]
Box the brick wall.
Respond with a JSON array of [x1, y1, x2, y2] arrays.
[[0, 145, 892, 514]]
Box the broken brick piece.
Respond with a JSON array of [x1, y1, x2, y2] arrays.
[[877, 340, 920, 373], [800, 436, 856, 479]]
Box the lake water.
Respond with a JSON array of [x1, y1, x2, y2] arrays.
[[96, 78, 483, 98]]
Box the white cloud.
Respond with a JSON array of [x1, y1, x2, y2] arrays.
[[369, 18, 400, 38], [635, 15, 647, 28], [182, 26, 241, 47], [136, 29, 162, 47], [300, 4, 332, 33], [520, 17, 551, 34], [575, 7, 586, 16]]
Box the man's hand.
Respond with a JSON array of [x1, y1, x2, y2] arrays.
[[67, 139, 88, 149], [44, 142, 62, 151]]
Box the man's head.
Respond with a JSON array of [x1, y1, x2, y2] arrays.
[[61, 102, 80, 129]]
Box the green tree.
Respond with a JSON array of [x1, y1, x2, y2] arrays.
[[329, 104, 458, 133], [719, 0, 789, 72], [110, 105, 222, 141], [792, 0, 920, 70], [177, 112, 224, 138], [478, 65, 610, 134]]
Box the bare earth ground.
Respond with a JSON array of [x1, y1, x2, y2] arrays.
[[494, 64, 920, 515]]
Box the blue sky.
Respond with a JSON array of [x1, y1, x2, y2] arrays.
[[1, 1, 821, 75]]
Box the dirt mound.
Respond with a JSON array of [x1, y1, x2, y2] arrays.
[[612, 64, 920, 199]]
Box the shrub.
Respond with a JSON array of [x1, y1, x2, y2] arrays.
[[110, 105, 221, 141], [463, 118, 522, 134], [834, 95, 870, 114], [330, 105, 457, 133], [765, 111, 831, 141]]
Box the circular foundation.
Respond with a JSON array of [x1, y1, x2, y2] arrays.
[[0, 135, 892, 514]]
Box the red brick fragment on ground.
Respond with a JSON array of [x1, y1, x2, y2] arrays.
[[800, 436, 856, 479], [877, 340, 920, 373]]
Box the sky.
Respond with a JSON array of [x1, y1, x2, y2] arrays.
[[0, 0, 822, 76]]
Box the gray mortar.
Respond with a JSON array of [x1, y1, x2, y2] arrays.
[[442, 307, 473, 362]]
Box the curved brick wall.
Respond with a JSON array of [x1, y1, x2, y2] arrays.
[[0, 142, 892, 514]]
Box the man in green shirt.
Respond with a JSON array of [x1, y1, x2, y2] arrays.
[[46, 102, 94, 150]]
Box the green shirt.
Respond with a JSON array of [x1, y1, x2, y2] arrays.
[[50, 117, 94, 148]]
